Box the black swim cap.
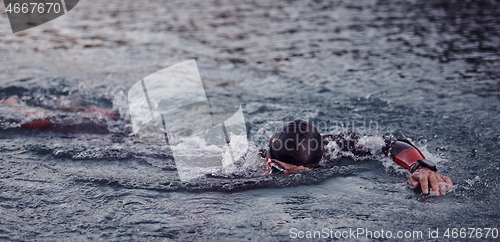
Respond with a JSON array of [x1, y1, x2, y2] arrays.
[[269, 120, 323, 167]]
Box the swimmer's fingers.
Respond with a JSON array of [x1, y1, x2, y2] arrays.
[[428, 173, 439, 195], [431, 175, 449, 196], [410, 168, 454, 196], [430, 172, 455, 196], [408, 175, 420, 189], [420, 172, 439, 195], [409, 168, 430, 194], [442, 175, 454, 190], [436, 174, 454, 196]]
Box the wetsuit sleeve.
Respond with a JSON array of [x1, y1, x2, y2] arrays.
[[322, 130, 432, 172], [322, 130, 396, 161]]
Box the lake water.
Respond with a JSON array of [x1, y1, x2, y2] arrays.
[[0, 0, 499, 241]]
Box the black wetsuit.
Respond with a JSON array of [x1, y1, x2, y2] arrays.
[[261, 130, 402, 166], [322, 130, 396, 161]]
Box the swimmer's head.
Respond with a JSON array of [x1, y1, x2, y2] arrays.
[[269, 120, 323, 167]]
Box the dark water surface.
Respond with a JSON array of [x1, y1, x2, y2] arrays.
[[1, 0, 499, 241]]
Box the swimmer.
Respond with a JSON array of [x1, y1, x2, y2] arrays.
[[0, 95, 118, 130], [3, 97, 452, 195], [262, 120, 454, 196]]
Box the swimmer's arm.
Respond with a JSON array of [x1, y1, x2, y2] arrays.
[[323, 131, 454, 195], [389, 139, 454, 196], [272, 158, 454, 195]]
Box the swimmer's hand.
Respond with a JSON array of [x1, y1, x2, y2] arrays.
[[1, 97, 20, 107], [272, 159, 312, 175], [409, 167, 454, 196]]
